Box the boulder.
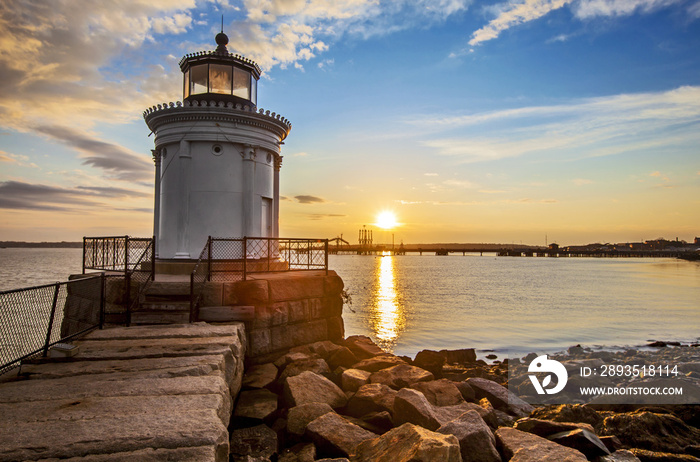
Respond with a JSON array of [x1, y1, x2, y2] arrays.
[[241, 362, 279, 389], [466, 377, 534, 417], [328, 346, 359, 370], [595, 449, 641, 461], [351, 354, 407, 372], [548, 428, 610, 459], [352, 411, 394, 435], [413, 350, 446, 378], [345, 383, 397, 418], [455, 381, 476, 402], [229, 424, 278, 461], [344, 335, 385, 359], [495, 427, 588, 462], [393, 388, 493, 431], [530, 404, 603, 427], [341, 368, 372, 392], [284, 371, 347, 409], [351, 423, 461, 462], [279, 358, 331, 382], [514, 417, 596, 437], [306, 412, 376, 458], [599, 411, 700, 454], [410, 379, 465, 406], [275, 351, 319, 369], [279, 442, 316, 462], [436, 409, 500, 462], [628, 448, 699, 461], [439, 348, 477, 364], [286, 402, 334, 438], [233, 389, 279, 422], [291, 340, 343, 359], [370, 364, 434, 390]]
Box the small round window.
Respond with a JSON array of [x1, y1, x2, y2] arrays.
[[212, 144, 223, 156]]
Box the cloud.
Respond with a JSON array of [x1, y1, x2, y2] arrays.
[[468, 0, 685, 46], [572, 178, 594, 185], [227, 0, 471, 70], [424, 172, 439, 176], [0, 150, 37, 168], [306, 213, 346, 220], [294, 194, 326, 203], [574, 0, 681, 18], [34, 125, 152, 181], [416, 86, 700, 163], [469, 0, 573, 46], [0, 180, 148, 211]]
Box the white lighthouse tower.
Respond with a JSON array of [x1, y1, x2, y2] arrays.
[[144, 32, 291, 262]]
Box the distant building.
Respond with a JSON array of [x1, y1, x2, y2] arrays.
[[695, 237, 700, 245]]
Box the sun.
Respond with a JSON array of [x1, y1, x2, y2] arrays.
[[376, 211, 398, 229]]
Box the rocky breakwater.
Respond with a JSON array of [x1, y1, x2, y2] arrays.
[[229, 336, 700, 461]]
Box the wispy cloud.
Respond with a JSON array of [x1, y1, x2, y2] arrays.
[[572, 178, 594, 186], [294, 194, 326, 204], [470, 0, 573, 46], [415, 86, 700, 163], [0, 180, 148, 211], [306, 213, 346, 220], [35, 125, 152, 181], [468, 0, 686, 46]]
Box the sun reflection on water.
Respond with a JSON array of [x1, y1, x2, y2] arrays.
[[370, 252, 405, 352]]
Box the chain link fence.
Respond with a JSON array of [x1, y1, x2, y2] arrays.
[[0, 274, 105, 375]]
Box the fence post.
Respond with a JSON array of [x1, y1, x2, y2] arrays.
[[267, 239, 271, 272], [243, 238, 247, 281], [124, 236, 130, 326], [189, 272, 195, 323], [207, 236, 212, 282], [151, 235, 156, 281], [99, 273, 105, 329], [324, 239, 329, 274], [82, 237, 86, 274], [43, 283, 61, 357]]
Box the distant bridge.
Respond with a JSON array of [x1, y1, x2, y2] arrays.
[[328, 244, 693, 258]]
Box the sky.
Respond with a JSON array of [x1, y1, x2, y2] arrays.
[[1, 0, 699, 246]]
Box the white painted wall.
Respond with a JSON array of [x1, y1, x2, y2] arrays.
[[148, 107, 285, 259]]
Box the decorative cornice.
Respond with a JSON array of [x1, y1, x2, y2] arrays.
[[143, 99, 292, 141], [179, 50, 261, 75]]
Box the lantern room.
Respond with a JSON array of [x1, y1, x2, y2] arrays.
[[180, 32, 259, 107]]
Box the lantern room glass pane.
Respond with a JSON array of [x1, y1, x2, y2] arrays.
[[209, 64, 232, 94], [184, 67, 190, 98], [190, 64, 208, 95], [233, 68, 250, 100], [250, 75, 257, 105]]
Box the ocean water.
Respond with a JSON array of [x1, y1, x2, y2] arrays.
[[1, 248, 698, 360], [329, 253, 700, 359], [0, 248, 83, 291]]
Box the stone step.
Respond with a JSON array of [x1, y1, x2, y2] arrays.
[[198, 305, 255, 323], [130, 311, 190, 325], [144, 281, 192, 297], [138, 301, 191, 312]]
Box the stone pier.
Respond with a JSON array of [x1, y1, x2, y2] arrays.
[[0, 322, 245, 462]]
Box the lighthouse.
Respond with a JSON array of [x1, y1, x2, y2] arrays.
[[144, 31, 291, 262]]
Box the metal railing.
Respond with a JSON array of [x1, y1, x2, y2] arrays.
[[83, 236, 155, 326], [189, 236, 328, 321], [83, 236, 154, 273], [0, 274, 105, 375]]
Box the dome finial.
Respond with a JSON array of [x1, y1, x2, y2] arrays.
[[215, 15, 229, 53]]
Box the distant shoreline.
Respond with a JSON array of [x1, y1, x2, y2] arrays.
[[0, 241, 82, 248]]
